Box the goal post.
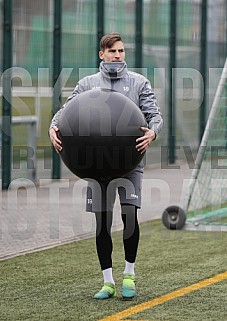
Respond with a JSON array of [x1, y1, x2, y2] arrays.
[[162, 58, 227, 231], [184, 58, 227, 227]]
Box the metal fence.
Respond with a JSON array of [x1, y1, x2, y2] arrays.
[[0, 0, 227, 187]]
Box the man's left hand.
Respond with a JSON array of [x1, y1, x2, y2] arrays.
[[135, 127, 156, 154]]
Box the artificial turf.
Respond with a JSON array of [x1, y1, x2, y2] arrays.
[[0, 220, 226, 321]]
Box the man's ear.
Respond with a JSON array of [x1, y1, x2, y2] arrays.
[[99, 50, 104, 60]]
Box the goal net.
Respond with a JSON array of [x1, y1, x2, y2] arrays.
[[184, 58, 227, 228]]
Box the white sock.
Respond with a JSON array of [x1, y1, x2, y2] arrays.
[[124, 261, 135, 275], [102, 268, 115, 284]]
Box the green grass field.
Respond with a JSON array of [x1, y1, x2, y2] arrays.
[[0, 220, 226, 321], [0, 96, 52, 149], [11, 96, 53, 147]]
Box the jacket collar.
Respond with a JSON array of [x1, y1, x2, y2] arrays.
[[99, 61, 127, 79]]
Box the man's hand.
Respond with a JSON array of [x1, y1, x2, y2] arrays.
[[135, 127, 156, 154], [49, 126, 62, 153]]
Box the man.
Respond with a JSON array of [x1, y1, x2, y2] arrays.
[[49, 32, 163, 300]]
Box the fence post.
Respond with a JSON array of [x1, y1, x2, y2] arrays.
[[52, 0, 62, 179], [168, 0, 177, 164], [2, 0, 13, 189], [135, 0, 143, 68], [199, 0, 207, 143], [97, 0, 105, 68]]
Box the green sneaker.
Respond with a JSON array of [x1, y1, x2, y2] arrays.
[[94, 283, 116, 299], [122, 274, 136, 299]]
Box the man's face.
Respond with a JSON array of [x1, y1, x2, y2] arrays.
[[99, 41, 125, 62]]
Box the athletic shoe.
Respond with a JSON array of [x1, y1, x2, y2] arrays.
[[121, 274, 136, 299], [94, 283, 116, 299]]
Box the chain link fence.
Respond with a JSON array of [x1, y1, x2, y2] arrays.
[[0, 0, 227, 181]]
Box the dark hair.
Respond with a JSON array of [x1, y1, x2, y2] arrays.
[[99, 32, 123, 51]]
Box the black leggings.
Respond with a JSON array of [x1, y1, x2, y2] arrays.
[[95, 204, 140, 270]]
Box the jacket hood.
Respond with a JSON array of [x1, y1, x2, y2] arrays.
[[99, 61, 127, 79]]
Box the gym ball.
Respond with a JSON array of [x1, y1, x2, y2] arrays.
[[58, 88, 146, 181]]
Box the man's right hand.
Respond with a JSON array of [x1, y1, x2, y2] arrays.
[[49, 126, 62, 153]]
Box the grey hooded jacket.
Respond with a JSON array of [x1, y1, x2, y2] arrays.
[[50, 61, 163, 135]]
